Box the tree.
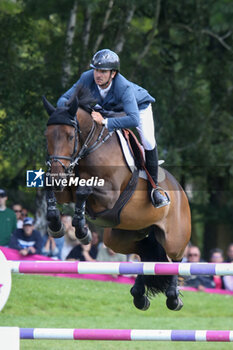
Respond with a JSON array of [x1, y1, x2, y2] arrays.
[[0, 0, 232, 253]]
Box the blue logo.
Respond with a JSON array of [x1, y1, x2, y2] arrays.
[[26, 169, 45, 187]]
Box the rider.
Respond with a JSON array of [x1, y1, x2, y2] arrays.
[[57, 49, 169, 209]]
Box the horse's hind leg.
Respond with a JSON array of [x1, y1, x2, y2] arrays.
[[130, 275, 150, 311], [165, 272, 183, 311], [46, 188, 65, 238], [103, 228, 151, 311]]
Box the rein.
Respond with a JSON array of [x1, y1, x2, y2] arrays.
[[46, 114, 112, 174]]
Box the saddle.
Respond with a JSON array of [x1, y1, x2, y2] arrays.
[[121, 129, 157, 189], [93, 105, 157, 189]]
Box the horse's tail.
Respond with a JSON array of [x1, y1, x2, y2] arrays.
[[137, 225, 172, 296]]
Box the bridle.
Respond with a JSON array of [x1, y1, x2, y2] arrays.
[[46, 112, 112, 175], [46, 118, 79, 174]]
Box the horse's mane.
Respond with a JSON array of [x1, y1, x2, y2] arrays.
[[68, 85, 97, 113]]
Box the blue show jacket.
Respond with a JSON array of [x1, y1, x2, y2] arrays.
[[57, 70, 155, 132]]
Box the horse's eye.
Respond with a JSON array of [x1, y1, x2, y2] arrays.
[[69, 135, 74, 141]]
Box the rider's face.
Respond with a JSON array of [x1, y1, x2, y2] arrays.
[[94, 69, 116, 89]]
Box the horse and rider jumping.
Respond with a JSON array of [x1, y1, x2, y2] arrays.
[[43, 49, 191, 312]]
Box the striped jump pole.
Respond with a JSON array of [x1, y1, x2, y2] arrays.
[[9, 261, 233, 276], [1, 327, 233, 347], [17, 328, 233, 342]]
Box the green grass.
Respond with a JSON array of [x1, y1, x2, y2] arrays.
[[0, 274, 232, 350]]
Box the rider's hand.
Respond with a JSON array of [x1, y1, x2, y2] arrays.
[[91, 111, 104, 125]]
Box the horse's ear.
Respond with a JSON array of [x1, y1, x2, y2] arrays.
[[68, 97, 78, 117], [42, 96, 55, 116]]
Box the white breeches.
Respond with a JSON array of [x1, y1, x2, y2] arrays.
[[136, 103, 156, 150]]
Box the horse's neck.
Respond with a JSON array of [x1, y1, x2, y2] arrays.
[[77, 108, 128, 169]]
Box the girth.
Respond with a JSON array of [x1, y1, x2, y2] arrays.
[[86, 167, 139, 227]]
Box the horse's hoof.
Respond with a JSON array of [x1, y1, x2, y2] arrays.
[[165, 286, 179, 299], [133, 296, 150, 311], [48, 223, 65, 238], [76, 226, 92, 245], [166, 297, 183, 311]]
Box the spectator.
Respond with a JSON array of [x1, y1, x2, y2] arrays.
[[223, 243, 233, 291], [12, 204, 23, 229], [225, 243, 233, 262], [54, 236, 65, 260], [183, 245, 215, 290], [181, 241, 192, 262], [42, 234, 60, 259], [97, 243, 127, 262], [0, 189, 17, 246], [128, 253, 140, 262], [61, 215, 79, 260], [66, 230, 99, 261], [96, 243, 127, 278], [21, 208, 28, 219], [209, 248, 224, 263], [209, 248, 224, 289], [9, 217, 43, 256], [223, 274, 233, 292]]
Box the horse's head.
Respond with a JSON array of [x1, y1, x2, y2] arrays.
[[43, 97, 79, 191]]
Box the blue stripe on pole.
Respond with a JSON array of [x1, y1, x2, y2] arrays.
[[20, 328, 34, 339]]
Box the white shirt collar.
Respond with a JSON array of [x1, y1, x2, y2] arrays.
[[97, 82, 112, 99]]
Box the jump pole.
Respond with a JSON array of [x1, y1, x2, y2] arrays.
[[9, 260, 233, 276], [1, 327, 232, 342]]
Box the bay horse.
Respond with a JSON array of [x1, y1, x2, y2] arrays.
[[43, 86, 191, 311]]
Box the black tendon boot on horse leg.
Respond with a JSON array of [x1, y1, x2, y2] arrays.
[[46, 188, 64, 238], [72, 186, 93, 245], [165, 260, 183, 311], [131, 227, 171, 311], [130, 275, 150, 311], [131, 227, 182, 311], [145, 146, 170, 208]]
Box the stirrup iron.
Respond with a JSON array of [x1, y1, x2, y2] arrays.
[[151, 186, 170, 208]]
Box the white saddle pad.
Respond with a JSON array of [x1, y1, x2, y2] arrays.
[[116, 130, 166, 182]]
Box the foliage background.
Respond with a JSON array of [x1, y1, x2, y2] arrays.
[[0, 0, 232, 258]]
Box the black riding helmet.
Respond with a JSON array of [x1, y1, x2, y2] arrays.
[[90, 49, 120, 71]]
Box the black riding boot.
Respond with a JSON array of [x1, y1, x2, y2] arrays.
[[145, 147, 170, 208]]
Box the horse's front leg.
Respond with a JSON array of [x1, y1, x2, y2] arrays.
[[72, 186, 93, 244], [46, 188, 65, 238]]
